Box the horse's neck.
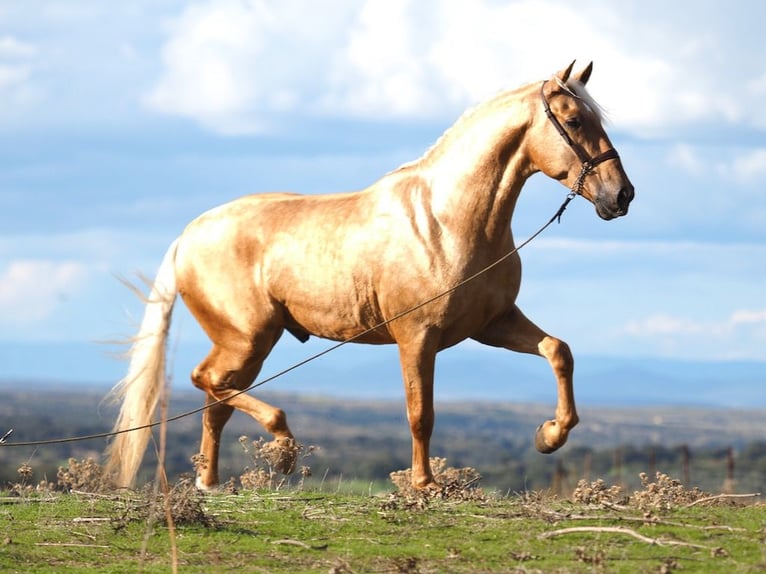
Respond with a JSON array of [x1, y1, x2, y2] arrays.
[[420, 95, 534, 243]]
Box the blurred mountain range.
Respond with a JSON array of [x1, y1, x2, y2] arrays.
[[2, 340, 763, 408]]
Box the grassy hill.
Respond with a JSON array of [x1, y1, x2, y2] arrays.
[[1, 478, 763, 573]]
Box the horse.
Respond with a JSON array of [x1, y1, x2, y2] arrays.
[[105, 61, 634, 490]]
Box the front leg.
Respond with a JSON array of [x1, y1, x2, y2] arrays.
[[398, 335, 439, 490], [473, 305, 579, 453]]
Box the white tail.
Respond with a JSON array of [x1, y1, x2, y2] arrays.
[[105, 238, 180, 487]]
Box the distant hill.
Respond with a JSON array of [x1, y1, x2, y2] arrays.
[[0, 384, 764, 494], [1, 339, 764, 407]]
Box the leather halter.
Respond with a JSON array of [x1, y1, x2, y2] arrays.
[[541, 80, 619, 195]]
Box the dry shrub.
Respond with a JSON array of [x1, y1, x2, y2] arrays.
[[55, 458, 213, 527], [7, 462, 54, 496], [571, 472, 710, 512], [57, 458, 113, 493], [237, 436, 314, 491], [631, 471, 709, 511], [111, 477, 215, 531], [145, 477, 215, 527], [13, 463, 34, 494], [16, 462, 32, 483], [388, 457, 485, 502], [572, 478, 626, 506]]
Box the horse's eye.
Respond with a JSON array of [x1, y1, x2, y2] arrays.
[[565, 117, 581, 129]]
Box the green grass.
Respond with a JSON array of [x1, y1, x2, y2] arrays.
[[1, 487, 763, 573]]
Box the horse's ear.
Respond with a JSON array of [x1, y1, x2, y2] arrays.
[[573, 62, 593, 86], [556, 61, 576, 83]]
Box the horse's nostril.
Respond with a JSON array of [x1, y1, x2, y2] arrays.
[[618, 185, 634, 209]]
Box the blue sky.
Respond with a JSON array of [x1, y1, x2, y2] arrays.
[[1, 1, 765, 391]]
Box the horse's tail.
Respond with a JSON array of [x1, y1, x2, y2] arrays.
[[104, 238, 180, 488]]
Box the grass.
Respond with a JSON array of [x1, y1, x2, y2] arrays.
[[1, 463, 763, 573]]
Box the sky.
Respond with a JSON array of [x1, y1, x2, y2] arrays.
[[1, 0, 765, 393]]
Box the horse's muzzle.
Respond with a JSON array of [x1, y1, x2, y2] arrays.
[[596, 183, 634, 220]]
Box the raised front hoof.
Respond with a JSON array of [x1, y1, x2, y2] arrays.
[[263, 437, 299, 474], [534, 423, 560, 454]]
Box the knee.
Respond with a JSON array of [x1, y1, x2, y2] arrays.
[[408, 410, 434, 439], [539, 336, 573, 373], [266, 408, 289, 434], [191, 365, 207, 391], [191, 365, 235, 394]]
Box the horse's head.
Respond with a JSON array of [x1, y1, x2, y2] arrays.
[[531, 61, 634, 220]]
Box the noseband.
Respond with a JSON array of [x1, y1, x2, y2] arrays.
[[541, 80, 619, 196]]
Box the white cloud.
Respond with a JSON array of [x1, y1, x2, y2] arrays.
[[143, 0, 766, 137], [0, 36, 36, 58], [620, 309, 766, 360], [731, 309, 766, 325], [731, 149, 766, 184], [515, 236, 766, 361], [0, 64, 29, 90], [145, 0, 357, 133], [624, 314, 707, 337], [0, 0, 763, 138], [0, 260, 87, 324], [0, 35, 35, 93], [667, 144, 705, 176], [531, 237, 766, 267], [142, 0, 677, 134]]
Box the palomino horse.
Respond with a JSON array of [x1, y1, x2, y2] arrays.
[[106, 61, 634, 490]]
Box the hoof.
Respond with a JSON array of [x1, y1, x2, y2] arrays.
[[534, 424, 558, 454], [415, 480, 442, 493], [195, 476, 218, 491], [263, 438, 298, 474]]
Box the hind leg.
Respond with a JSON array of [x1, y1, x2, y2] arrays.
[[196, 397, 233, 489], [192, 342, 296, 490]]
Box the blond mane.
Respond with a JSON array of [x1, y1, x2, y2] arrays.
[[392, 82, 534, 173], [565, 78, 607, 123]]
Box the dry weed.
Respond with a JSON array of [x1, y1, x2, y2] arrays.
[[57, 458, 113, 493], [570, 472, 710, 512], [237, 436, 315, 491], [16, 462, 32, 482], [111, 477, 215, 531], [387, 457, 485, 504], [7, 462, 54, 496], [148, 477, 215, 527], [515, 488, 563, 520], [572, 478, 627, 506], [632, 472, 709, 511]]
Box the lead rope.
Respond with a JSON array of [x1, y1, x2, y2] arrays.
[[0, 192, 578, 448]]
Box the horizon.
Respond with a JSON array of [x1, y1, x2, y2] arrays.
[[2, 341, 764, 409]]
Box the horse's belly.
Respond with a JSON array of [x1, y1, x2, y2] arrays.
[[276, 250, 520, 348], [280, 289, 394, 344]]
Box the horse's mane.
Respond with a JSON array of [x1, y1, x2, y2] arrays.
[[391, 83, 531, 174], [565, 79, 607, 123], [390, 76, 607, 175]]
